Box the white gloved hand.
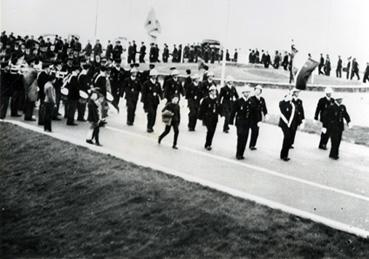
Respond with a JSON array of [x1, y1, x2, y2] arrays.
[[257, 122, 262, 127], [264, 114, 270, 121], [348, 123, 353, 129], [322, 127, 327, 134]]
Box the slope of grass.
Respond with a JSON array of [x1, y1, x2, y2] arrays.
[[1, 122, 369, 258]]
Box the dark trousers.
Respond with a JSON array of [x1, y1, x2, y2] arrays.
[[0, 95, 10, 119], [10, 90, 21, 116], [236, 125, 250, 157], [77, 101, 86, 121], [223, 109, 232, 131], [205, 120, 217, 147], [139, 55, 145, 63], [318, 64, 324, 74], [249, 122, 259, 148], [159, 123, 179, 146], [92, 126, 100, 144], [336, 69, 342, 78], [346, 70, 350, 79], [328, 129, 342, 158], [188, 101, 199, 130], [24, 99, 35, 120], [126, 100, 137, 124], [351, 70, 360, 80], [66, 100, 78, 124], [44, 102, 54, 132], [290, 124, 298, 145], [319, 130, 329, 148], [280, 125, 292, 159], [146, 106, 157, 130], [54, 87, 61, 118]]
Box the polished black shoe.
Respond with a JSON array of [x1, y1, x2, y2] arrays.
[[66, 122, 78, 126], [172, 145, 178, 150], [25, 118, 36, 121], [86, 139, 94, 145], [329, 156, 339, 160], [281, 157, 290, 161], [52, 117, 61, 121], [188, 128, 195, 132], [249, 147, 257, 151], [223, 130, 229, 134], [290, 145, 294, 149], [77, 118, 86, 122], [205, 146, 212, 151], [11, 114, 22, 117], [127, 122, 133, 126], [95, 142, 102, 147], [147, 128, 154, 133], [319, 145, 327, 150], [236, 156, 245, 160]]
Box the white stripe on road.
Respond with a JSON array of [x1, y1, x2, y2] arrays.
[[106, 125, 369, 203], [2, 119, 369, 238]]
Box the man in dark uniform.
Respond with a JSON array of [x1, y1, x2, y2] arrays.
[[77, 63, 91, 121], [93, 39, 102, 56], [363, 62, 369, 83], [105, 40, 113, 60], [314, 87, 334, 150], [219, 75, 239, 133], [249, 85, 268, 150], [122, 67, 141, 125], [132, 40, 137, 64], [139, 42, 146, 63], [141, 69, 162, 132], [346, 57, 351, 79], [112, 41, 123, 61], [199, 86, 221, 151], [186, 73, 203, 131], [201, 71, 217, 97], [279, 92, 296, 161], [324, 95, 351, 160], [336, 56, 342, 78], [162, 44, 169, 63], [290, 89, 305, 148], [66, 66, 81, 125], [318, 54, 324, 74], [351, 58, 360, 80], [109, 59, 125, 107], [163, 69, 184, 103], [0, 63, 12, 119], [230, 85, 254, 160]]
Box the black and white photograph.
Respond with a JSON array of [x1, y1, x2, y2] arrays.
[[1, 0, 369, 257]]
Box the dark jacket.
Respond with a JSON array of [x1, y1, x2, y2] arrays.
[[163, 77, 184, 101], [199, 96, 221, 124], [67, 75, 80, 100], [87, 99, 99, 123], [326, 103, 351, 131], [231, 97, 254, 127], [292, 98, 305, 126], [279, 100, 295, 128], [141, 79, 162, 110], [249, 96, 268, 123], [123, 77, 141, 102], [314, 97, 334, 125]]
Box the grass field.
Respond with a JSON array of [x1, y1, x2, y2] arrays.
[[1, 122, 369, 258]]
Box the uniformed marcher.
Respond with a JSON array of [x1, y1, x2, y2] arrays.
[[314, 87, 334, 150], [324, 95, 351, 160], [249, 84, 268, 150], [290, 88, 305, 148], [230, 85, 253, 160], [66, 66, 81, 126], [123, 67, 141, 125], [279, 92, 296, 161], [199, 86, 221, 151], [158, 95, 180, 149], [163, 69, 184, 102], [141, 69, 163, 132], [186, 73, 203, 131], [77, 63, 91, 121], [201, 71, 217, 97], [109, 59, 124, 107], [219, 75, 239, 133]]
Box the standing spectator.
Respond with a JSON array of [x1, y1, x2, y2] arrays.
[[318, 53, 324, 74], [105, 40, 113, 60], [350, 58, 360, 80], [162, 43, 169, 63], [324, 54, 331, 76], [43, 74, 56, 132], [233, 49, 238, 63], [336, 55, 342, 78], [112, 40, 123, 61], [93, 39, 102, 56], [363, 62, 369, 83], [139, 42, 146, 63], [346, 57, 351, 79]]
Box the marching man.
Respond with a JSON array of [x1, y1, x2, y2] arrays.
[[249, 85, 268, 150]]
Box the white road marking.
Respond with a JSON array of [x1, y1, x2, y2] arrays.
[[3, 119, 369, 238]]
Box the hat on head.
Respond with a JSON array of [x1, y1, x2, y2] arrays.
[[207, 71, 215, 77], [225, 75, 234, 82], [171, 69, 179, 76], [191, 73, 200, 79], [186, 69, 191, 75], [255, 84, 263, 90], [130, 67, 138, 74], [209, 85, 217, 92], [150, 69, 159, 76], [325, 87, 333, 94]]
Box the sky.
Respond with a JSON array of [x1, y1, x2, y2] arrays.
[[1, 0, 369, 65]]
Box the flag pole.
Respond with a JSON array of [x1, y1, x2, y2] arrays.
[[220, 0, 231, 89], [94, 0, 99, 41]]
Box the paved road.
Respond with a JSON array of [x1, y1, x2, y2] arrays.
[[3, 100, 369, 237]]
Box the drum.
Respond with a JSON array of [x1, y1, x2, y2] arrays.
[[61, 88, 69, 101], [106, 92, 114, 102], [79, 90, 89, 103]]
